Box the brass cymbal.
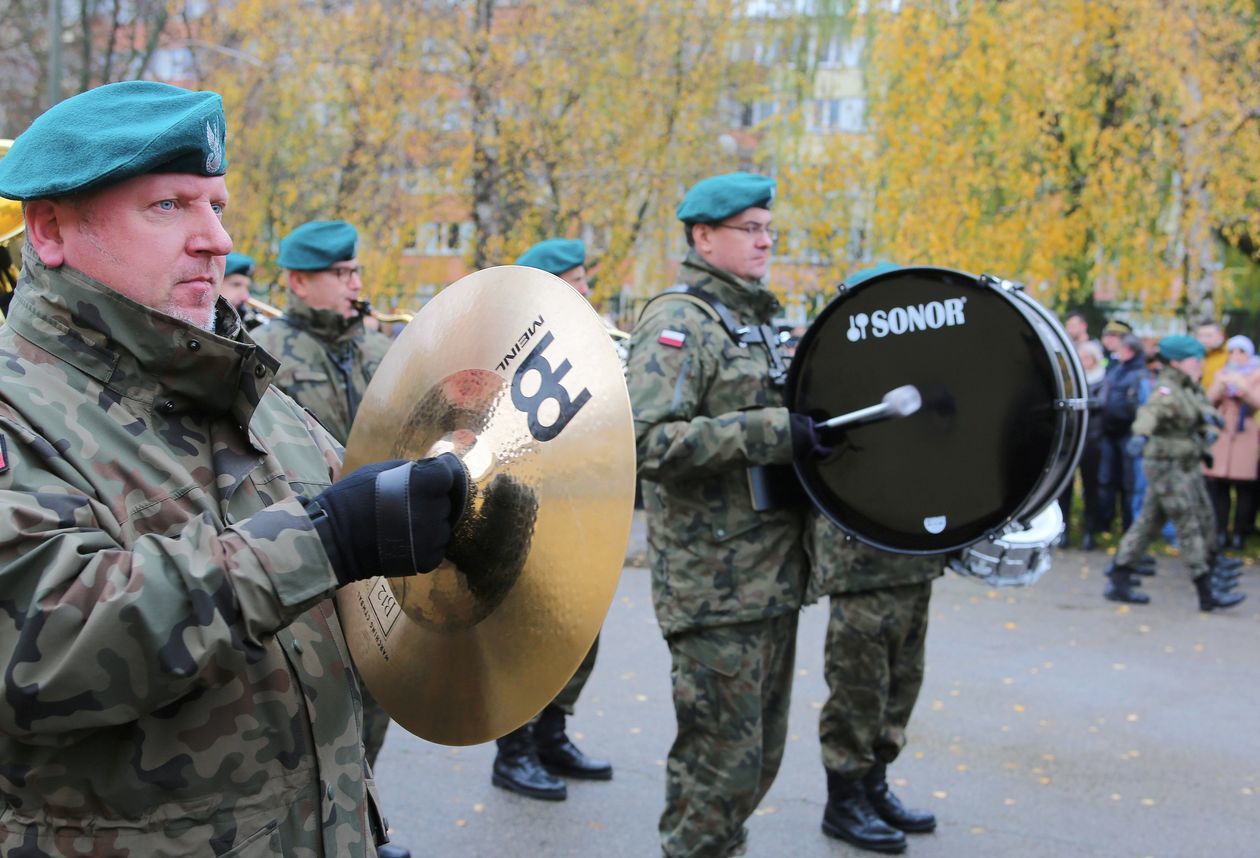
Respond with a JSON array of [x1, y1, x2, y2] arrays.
[[336, 265, 636, 746]]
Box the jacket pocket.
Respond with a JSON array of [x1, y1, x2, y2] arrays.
[[224, 819, 282, 857], [365, 775, 387, 847]]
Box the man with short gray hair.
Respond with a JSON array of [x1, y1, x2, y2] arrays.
[[0, 81, 462, 857]]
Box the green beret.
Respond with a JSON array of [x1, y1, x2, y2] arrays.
[[515, 238, 585, 275], [0, 81, 227, 201], [225, 252, 254, 277], [676, 171, 775, 224], [278, 220, 359, 270], [843, 262, 901, 289], [1158, 334, 1205, 361]]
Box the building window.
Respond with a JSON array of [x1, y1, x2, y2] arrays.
[[808, 97, 865, 133], [410, 221, 470, 256], [816, 34, 865, 69]]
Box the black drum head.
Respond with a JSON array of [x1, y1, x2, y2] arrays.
[[789, 267, 1060, 553]]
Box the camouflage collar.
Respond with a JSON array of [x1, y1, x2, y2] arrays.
[[284, 297, 366, 345], [680, 251, 781, 323], [1158, 365, 1197, 390], [7, 253, 278, 424]]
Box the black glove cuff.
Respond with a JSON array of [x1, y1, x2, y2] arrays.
[[306, 497, 354, 588], [441, 452, 470, 526], [376, 462, 416, 576]]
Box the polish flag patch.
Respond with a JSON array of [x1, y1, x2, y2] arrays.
[[1157, 386, 1171, 395], [0, 434, 8, 475], [658, 329, 687, 348]]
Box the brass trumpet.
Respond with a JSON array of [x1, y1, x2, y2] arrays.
[[356, 299, 413, 325], [245, 297, 285, 319], [374, 309, 415, 324], [247, 296, 414, 326]]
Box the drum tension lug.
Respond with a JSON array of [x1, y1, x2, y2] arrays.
[[1054, 397, 1090, 411], [979, 273, 1025, 292]]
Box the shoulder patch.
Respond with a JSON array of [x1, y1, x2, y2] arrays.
[[658, 329, 687, 348], [1157, 386, 1171, 395], [0, 433, 9, 474]]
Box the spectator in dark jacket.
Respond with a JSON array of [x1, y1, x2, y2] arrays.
[[1061, 340, 1107, 549], [1097, 334, 1149, 533]]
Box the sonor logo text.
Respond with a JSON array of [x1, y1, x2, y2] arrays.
[[847, 298, 967, 342]]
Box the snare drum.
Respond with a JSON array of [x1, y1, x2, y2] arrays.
[[947, 502, 1063, 587], [788, 266, 1087, 554]]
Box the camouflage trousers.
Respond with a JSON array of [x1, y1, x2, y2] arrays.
[[495, 637, 601, 754], [1193, 475, 1220, 552], [1116, 458, 1210, 577], [660, 613, 798, 858], [536, 634, 599, 720], [821, 582, 932, 779]]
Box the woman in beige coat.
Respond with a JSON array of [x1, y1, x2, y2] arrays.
[[1204, 335, 1260, 549]]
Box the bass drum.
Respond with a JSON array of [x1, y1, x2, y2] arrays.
[[788, 266, 1087, 554]]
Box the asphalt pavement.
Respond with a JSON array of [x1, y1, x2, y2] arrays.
[[373, 513, 1260, 857]]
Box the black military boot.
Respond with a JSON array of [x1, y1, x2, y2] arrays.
[[1212, 565, 1241, 586], [1103, 563, 1150, 604], [378, 844, 411, 858], [1194, 574, 1246, 612], [1212, 553, 1243, 572], [533, 704, 613, 780], [492, 724, 567, 800], [863, 763, 936, 834], [1208, 555, 1242, 589], [1132, 555, 1157, 576], [822, 769, 907, 854]]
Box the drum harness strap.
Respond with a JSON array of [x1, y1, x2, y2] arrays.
[[640, 284, 790, 388], [639, 285, 802, 511]]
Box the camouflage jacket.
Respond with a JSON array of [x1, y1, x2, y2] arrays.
[[804, 510, 943, 600], [252, 300, 391, 444], [1133, 366, 1220, 463], [627, 252, 806, 637], [0, 256, 380, 857]]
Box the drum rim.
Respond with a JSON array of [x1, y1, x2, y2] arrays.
[[1001, 289, 1088, 530], [788, 266, 1086, 555], [986, 501, 1064, 548]]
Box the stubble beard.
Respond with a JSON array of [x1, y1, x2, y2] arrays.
[[166, 301, 217, 332]]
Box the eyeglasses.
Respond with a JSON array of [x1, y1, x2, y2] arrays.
[[327, 265, 363, 283], [714, 223, 778, 242]]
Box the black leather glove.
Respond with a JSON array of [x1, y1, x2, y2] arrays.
[[1202, 451, 1215, 469], [306, 452, 468, 587], [1124, 435, 1148, 458], [790, 413, 839, 459]]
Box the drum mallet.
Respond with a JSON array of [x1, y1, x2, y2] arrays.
[[818, 385, 922, 431]]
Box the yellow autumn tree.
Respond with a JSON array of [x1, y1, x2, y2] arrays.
[[195, 0, 779, 317], [196, 1, 426, 305], [403, 0, 774, 308], [787, 0, 1260, 320]]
